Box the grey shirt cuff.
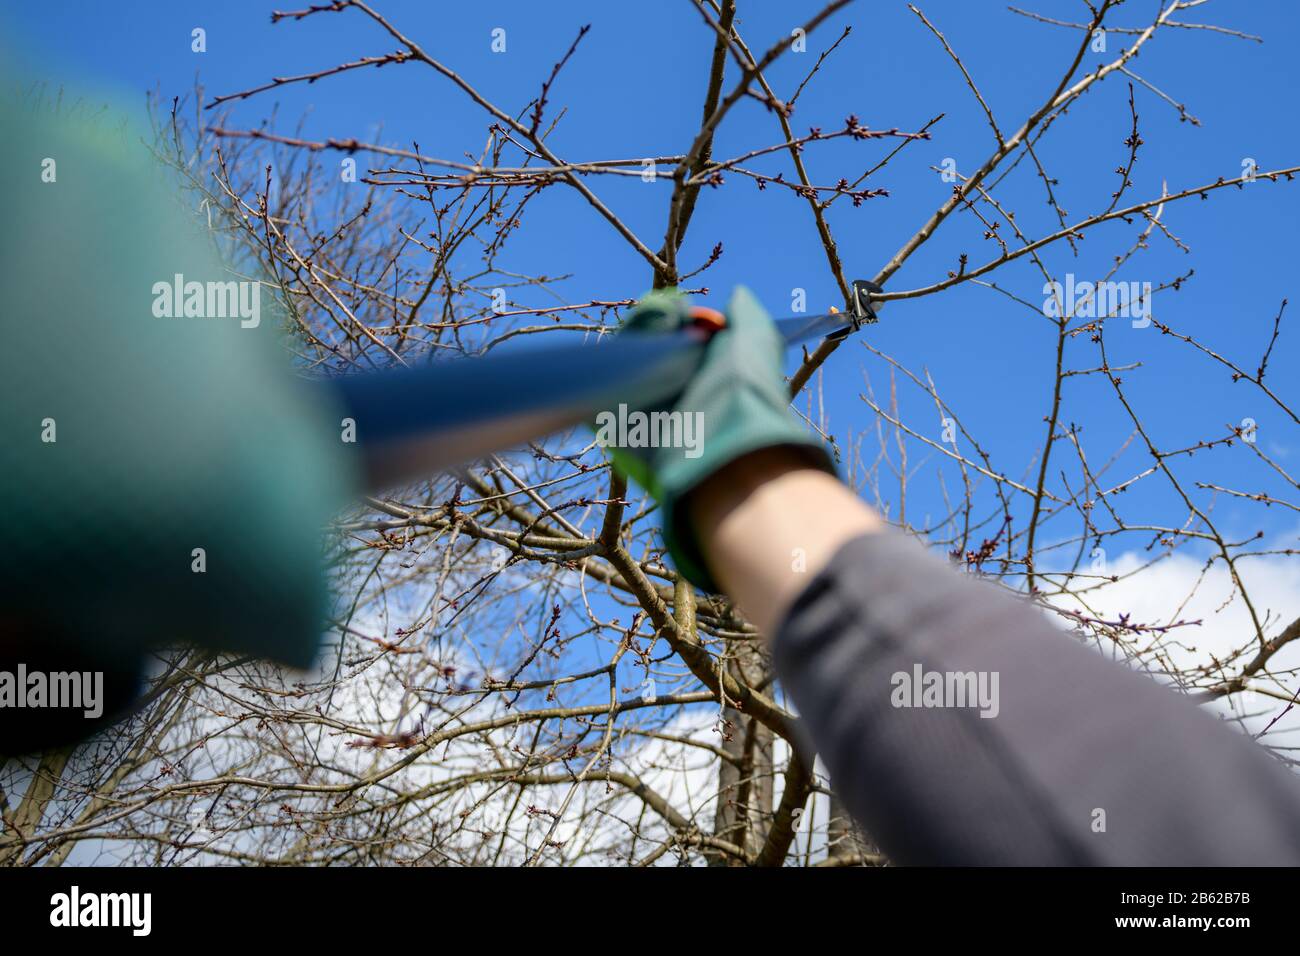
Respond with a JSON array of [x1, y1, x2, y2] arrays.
[[772, 531, 1300, 865]]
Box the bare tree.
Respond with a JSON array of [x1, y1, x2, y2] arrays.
[[3, 0, 1297, 867]]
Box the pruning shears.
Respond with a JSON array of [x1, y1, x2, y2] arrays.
[[326, 279, 883, 489], [686, 278, 881, 343]]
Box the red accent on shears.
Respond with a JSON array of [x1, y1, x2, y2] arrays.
[[687, 306, 727, 334]]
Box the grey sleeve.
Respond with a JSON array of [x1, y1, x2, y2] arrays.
[[771, 531, 1300, 865]]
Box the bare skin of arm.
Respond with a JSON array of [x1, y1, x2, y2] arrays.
[[689, 447, 883, 635]]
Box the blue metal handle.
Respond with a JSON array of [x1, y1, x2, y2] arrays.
[[325, 306, 862, 490]]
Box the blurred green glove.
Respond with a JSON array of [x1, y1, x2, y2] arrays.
[[600, 286, 836, 592], [0, 79, 358, 750]]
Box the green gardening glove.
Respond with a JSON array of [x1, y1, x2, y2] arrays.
[[600, 286, 837, 592], [0, 77, 358, 751]]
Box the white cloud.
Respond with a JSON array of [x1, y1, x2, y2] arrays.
[[1045, 549, 1300, 740]]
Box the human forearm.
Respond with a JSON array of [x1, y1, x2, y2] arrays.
[[766, 530, 1300, 864], [692, 457, 1300, 865], [689, 447, 882, 634]]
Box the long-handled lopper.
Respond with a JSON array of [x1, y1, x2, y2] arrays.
[[325, 280, 882, 489]]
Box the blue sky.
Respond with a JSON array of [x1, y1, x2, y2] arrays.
[[7, 0, 1298, 568]]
